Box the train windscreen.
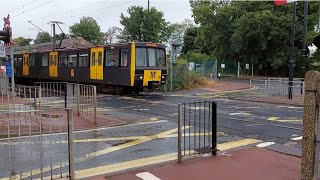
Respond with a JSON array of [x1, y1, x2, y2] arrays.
[[136, 48, 165, 67]]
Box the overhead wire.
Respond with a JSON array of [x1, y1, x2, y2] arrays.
[[0, 0, 41, 17], [31, 0, 113, 23], [12, 0, 56, 18]]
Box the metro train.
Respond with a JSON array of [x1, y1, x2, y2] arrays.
[[12, 42, 167, 94]]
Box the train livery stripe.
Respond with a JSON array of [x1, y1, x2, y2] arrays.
[[130, 42, 136, 86]]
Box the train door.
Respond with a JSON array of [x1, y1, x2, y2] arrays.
[[23, 53, 29, 76], [49, 51, 58, 77], [90, 47, 104, 80]]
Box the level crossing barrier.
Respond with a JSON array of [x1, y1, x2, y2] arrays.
[[177, 101, 217, 162]]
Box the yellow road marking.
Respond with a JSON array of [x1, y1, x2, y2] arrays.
[[218, 139, 262, 151], [1, 138, 260, 180], [0, 132, 226, 145], [41, 138, 260, 179], [268, 117, 301, 123]]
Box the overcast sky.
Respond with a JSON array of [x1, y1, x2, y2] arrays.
[[0, 0, 192, 39]]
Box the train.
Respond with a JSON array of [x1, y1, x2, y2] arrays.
[[12, 42, 167, 94]]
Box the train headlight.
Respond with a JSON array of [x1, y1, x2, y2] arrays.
[[140, 76, 143, 79], [162, 76, 164, 79]]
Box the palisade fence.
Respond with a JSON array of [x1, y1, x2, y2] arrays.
[[249, 78, 305, 104]]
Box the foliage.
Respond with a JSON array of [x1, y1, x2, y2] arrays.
[[181, 27, 198, 55], [190, 1, 320, 73], [69, 17, 104, 45], [13, 37, 32, 46], [185, 51, 210, 63], [105, 26, 120, 44], [167, 58, 207, 91], [119, 6, 171, 43], [34, 32, 52, 44]]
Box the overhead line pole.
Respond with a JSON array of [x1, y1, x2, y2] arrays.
[[288, 2, 296, 99]]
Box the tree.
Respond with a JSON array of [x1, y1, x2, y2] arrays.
[[13, 37, 32, 46], [69, 17, 104, 45], [119, 6, 171, 43], [181, 27, 198, 55], [34, 32, 52, 44], [105, 26, 119, 44], [190, 1, 320, 75]]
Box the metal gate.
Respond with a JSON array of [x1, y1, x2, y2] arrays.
[[177, 101, 217, 162]]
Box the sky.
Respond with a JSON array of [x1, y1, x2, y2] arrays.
[[0, 0, 193, 39]]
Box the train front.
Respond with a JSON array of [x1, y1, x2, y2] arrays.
[[132, 42, 167, 92]]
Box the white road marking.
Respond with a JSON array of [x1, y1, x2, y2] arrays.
[[230, 112, 252, 116], [136, 172, 161, 180], [291, 136, 302, 141], [256, 142, 275, 148]]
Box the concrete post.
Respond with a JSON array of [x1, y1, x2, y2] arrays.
[[301, 70, 320, 180]]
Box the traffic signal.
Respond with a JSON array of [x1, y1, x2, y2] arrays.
[[0, 28, 11, 44]]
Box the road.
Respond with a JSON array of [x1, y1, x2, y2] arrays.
[[0, 86, 304, 179]]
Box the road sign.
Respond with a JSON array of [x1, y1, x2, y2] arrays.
[[0, 43, 4, 57], [6, 62, 12, 77], [0, 66, 5, 73]]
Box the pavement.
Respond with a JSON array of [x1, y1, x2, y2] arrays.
[[105, 147, 305, 180]]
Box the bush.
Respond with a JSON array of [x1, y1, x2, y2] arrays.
[[166, 58, 207, 91]]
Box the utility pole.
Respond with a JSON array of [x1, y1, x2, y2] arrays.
[[301, 1, 308, 80], [148, 0, 150, 12], [288, 2, 297, 99]]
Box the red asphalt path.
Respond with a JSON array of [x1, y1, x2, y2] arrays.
[[104, 148, 306, 180]]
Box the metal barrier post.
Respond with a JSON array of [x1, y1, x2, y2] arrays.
[[177, 103, 182, 163], [76, 84, 80, 116], [212, 101, 217, 156], [64, 83, 67, 108], [67, 109, 75, 180], [93, 86, 97, 124]]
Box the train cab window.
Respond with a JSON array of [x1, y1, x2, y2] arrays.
[[14, 57, 18, 67], [29, 54, 36, 66], [68, 53, 78, 67], [41, 54, 48, 67], [120, 49, 128, 67], [79, 53, 89, 67], [148, 48, 156, 67], [135, 48, 147, 67], [106, 49, 119, 67], [156, 49, 166, 67], [59, 53, 68, 66]]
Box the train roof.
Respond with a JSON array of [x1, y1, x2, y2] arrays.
[[12, 38, 166, 55]]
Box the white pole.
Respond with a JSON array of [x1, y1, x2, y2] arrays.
[[237, 61, 240, 78]]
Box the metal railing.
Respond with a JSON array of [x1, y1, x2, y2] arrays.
[[177, 101, 217, 162], [0, 107, 75, 180], [35, 82, 97, 123], [249, 79, 304, 104]]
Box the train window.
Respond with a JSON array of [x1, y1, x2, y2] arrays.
[[29, 54, 36, 66], [18, 57, 22, 66], [50, 55, 53, 65], [98, 51, 103, 66], [54, 55, 58, 66], [41, 54, 48, 67], [14, 57, 18, 67], [59, 53, 68, 66], [121, 49, 128, 67], [68, 53, 78, 67], [106, 49, 119, 67], [148, 48, 156, 67], [92, 52, 96, 66], [135, 48, 147, 67], [79, 53, 89, 67], [156, 49, 166, 67]]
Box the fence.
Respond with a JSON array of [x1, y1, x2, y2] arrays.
[[35, 82, 97, 123], [177, 101, 217, 162], [0, 107, 75, 180], [249, 79, 304, 104]]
